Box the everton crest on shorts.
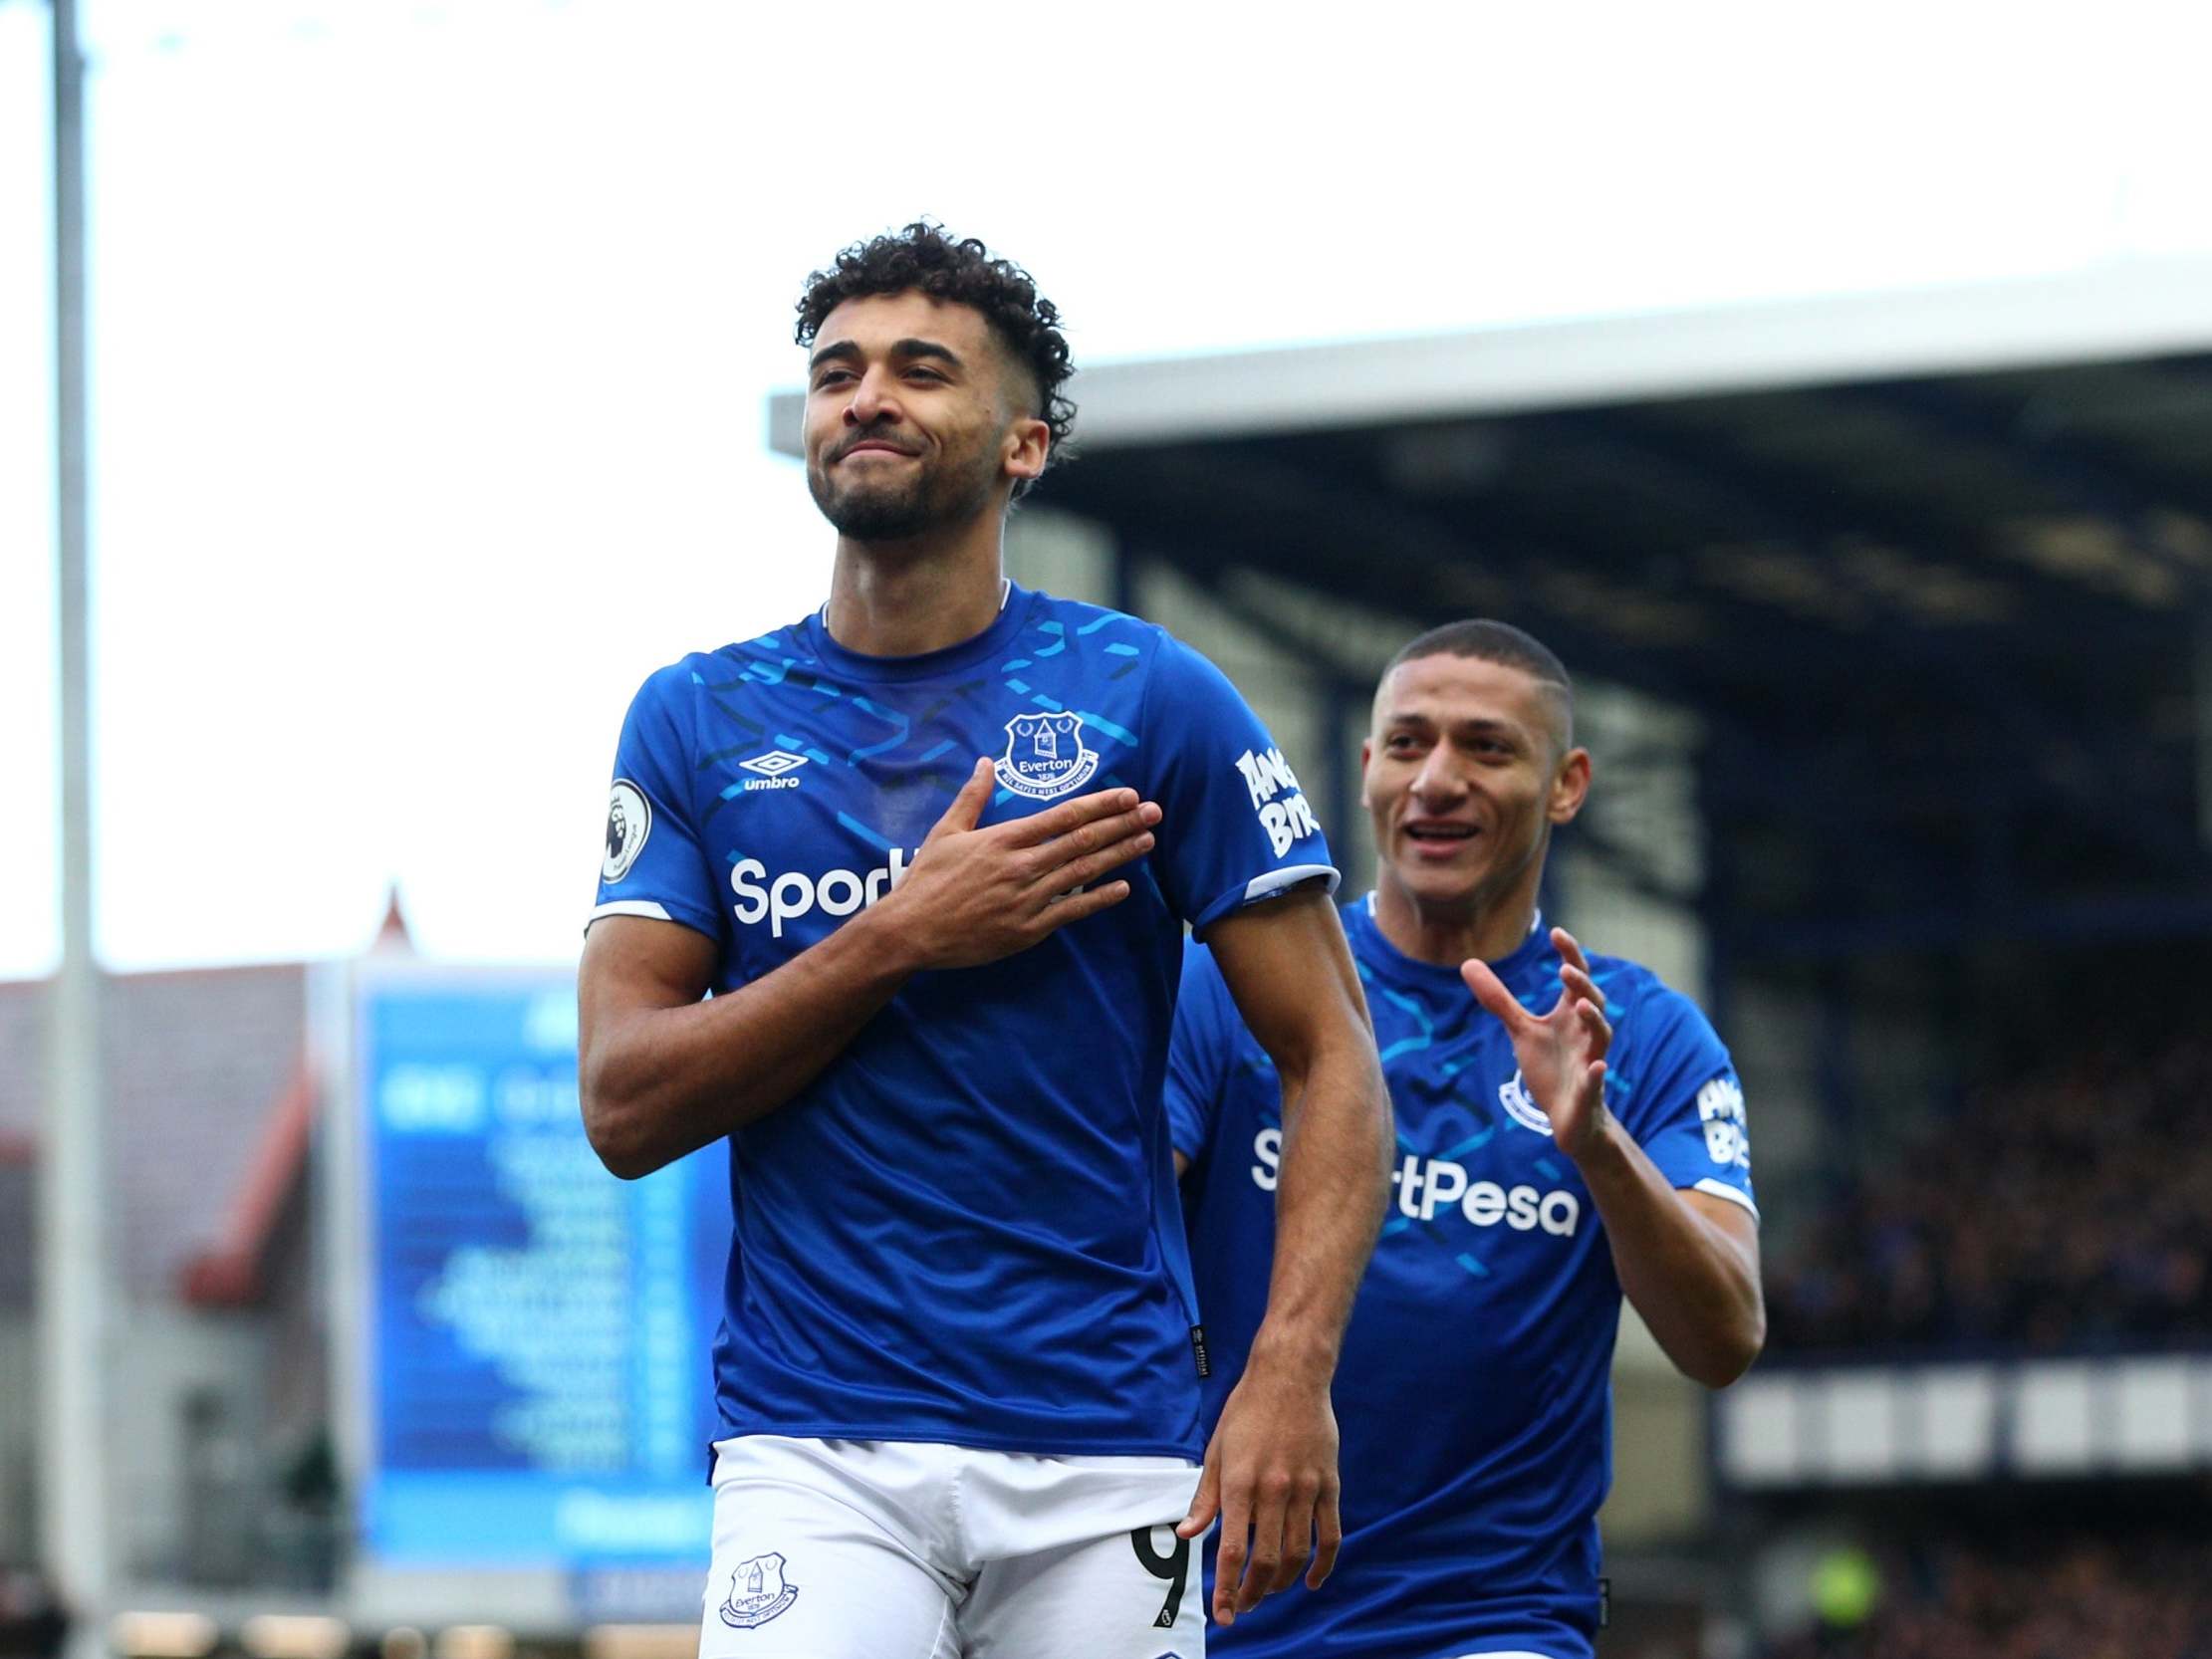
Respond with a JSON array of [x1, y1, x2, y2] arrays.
[[718, 1551, 799, 1630]]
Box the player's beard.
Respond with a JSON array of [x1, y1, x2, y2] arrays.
[[809, 430, 999, 542]]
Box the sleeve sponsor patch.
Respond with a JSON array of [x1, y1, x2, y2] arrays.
[[602, 779, 652, 883], [1233, 746, 1322, 857], [1696, 1074, 1750, 1170]]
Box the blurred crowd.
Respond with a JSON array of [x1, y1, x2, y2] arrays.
[[1763, 1531, 2212, 1659], [1765, 1032, 2212, 1352]]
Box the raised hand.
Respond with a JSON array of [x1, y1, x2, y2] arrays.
[[1460, 927, 1613, 1160], [876, 758, 1161, 971]]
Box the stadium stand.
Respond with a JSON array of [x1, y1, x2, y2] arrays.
[[1759, 1528, 2212, 1658], [1768, 1027, 2212, 1354]]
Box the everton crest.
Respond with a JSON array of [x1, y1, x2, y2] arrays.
[[1497, 1069, 1555, 1136], [719, 1550, 800, 1629], [995, 712, 1100, 800]]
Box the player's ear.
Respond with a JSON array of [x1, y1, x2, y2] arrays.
[[1002, 412, 1050, 483], [1547, 747, 1592, 826]]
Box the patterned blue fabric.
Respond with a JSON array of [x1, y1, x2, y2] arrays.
[[1168, 898, 1753, 1658], [592, 585, 1336, 1460]]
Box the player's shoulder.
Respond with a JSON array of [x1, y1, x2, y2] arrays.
[[711, 611, 828, 678], [1580, 945, 1689, 1022], [1033, 587, 1253, 672], [1582, 947, 1724, 1059], [1018, 588, 1180, 660], [630, 651, 712, 702], [1013, 589, 1269, 742], [632, 613, 825, 702], [1583, 946, 1668, 1004]]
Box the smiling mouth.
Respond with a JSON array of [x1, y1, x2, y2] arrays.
[[839, 442, 916, 461], [1404, 824, 1478, 845]]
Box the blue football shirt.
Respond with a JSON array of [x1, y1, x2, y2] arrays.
[[590, 584, 1337, 1462], [1169, 896, 1755, 1659]]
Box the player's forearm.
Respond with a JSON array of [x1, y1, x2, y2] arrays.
[[582, 913, 914, 1177], [1248, 1038, 1393, 1379], [1572, 1118, 1764, 1387]]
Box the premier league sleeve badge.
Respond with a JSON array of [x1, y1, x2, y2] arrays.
[[602, 780, 651, 883]]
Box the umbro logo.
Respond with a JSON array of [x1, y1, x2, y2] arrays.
[[739, 750, 808, 793]]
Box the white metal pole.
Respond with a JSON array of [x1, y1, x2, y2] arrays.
[[40, 0, 113, 1649]]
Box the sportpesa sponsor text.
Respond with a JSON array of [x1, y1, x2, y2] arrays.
[[1248, 1128, 1582, 1237], [730, 849, 910, 938]]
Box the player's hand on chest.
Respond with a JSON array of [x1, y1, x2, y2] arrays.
[[724, 749, 1162, 972]]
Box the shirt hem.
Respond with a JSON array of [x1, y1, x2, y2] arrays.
[[712, 1419, 1202, 1464]]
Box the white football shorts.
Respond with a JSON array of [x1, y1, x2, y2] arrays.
[[698, 1435, 1206, 1659]]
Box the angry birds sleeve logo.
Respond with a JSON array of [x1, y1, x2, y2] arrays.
[[995, 713, 1101, 799]]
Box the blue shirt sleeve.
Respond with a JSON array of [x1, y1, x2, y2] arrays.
[[1614, 982, 1757, 1219], [1164, 940, 1237, 1163], [588, 661, 726, 945], [1143, 634, 1339, 933]]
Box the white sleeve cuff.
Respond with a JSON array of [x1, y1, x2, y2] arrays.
[[585, 898, 674, 932], [1689, 1177, 1760, 1221], [1240, 863, 1341, 906]]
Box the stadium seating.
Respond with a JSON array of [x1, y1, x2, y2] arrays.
[[1767, 1031, 2212, 1354]]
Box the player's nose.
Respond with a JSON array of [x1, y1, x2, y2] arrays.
[[1408, 749, 1466, 803], [844, 365, 900, 425]]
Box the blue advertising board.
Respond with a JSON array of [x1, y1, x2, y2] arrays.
[[354, 971, 726, 1569]]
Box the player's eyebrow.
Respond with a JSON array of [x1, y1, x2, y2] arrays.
[[1387, 709, 1517, 731], [889, 338, 963, 369], [808, 338, 966, 373], [1387, 709, 1528, 744], [1453, 715, 1529, 744]]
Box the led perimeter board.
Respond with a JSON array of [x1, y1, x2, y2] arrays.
[[344, 966, 725, 1581]]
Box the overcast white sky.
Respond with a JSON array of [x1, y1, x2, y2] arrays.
[[4, 0, 2210, 974]]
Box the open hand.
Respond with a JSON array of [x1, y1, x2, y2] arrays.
[[1460, 926, 1613, 1160]]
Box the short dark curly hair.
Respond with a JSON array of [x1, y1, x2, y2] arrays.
[[795, 222, 1077, 486]]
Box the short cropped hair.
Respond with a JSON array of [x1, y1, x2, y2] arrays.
[[1381, 619, 1576, 751], [795, 221, 1077, 494]]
